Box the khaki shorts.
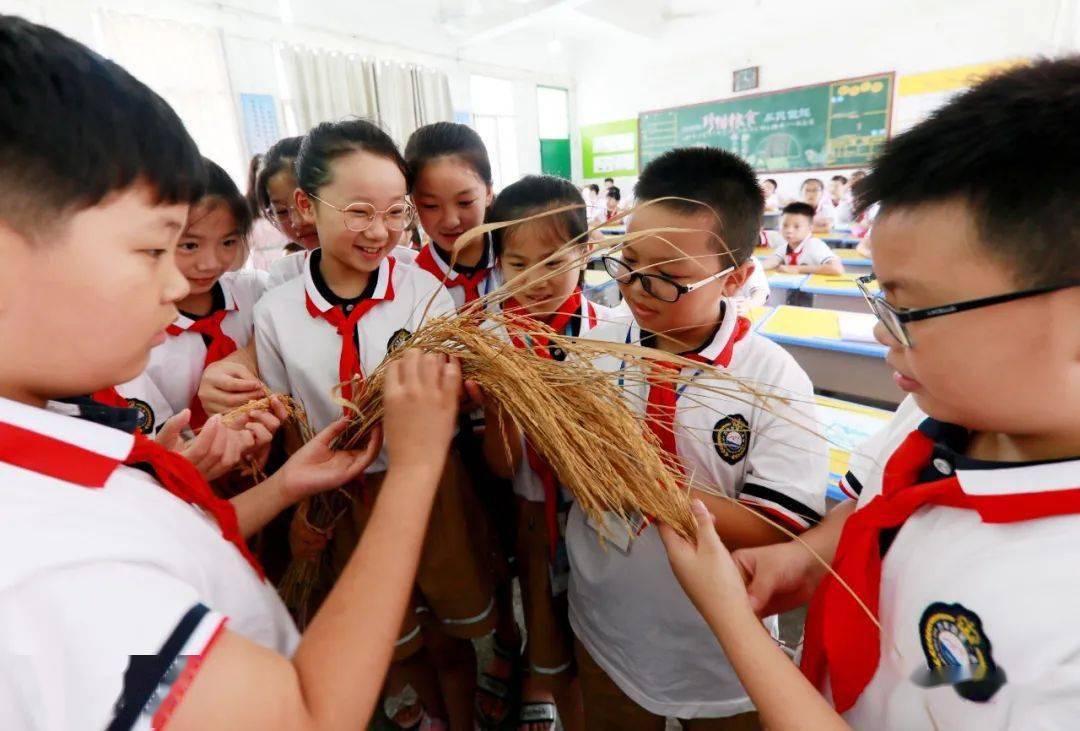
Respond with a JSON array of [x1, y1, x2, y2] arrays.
[[329, 451, 497, 660], [516, 497, 573, 676]]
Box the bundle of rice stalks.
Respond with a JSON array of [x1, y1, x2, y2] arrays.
[[333, 308, 698, 542]]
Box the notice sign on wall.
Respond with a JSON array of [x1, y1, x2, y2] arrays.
[[240, 93, 281, 159], [581, 119, 638, 179]]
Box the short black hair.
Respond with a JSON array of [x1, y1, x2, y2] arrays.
[[604, 177, 615, 184], [801, 178, 824, 190], [588, 183, 600, 194], [255, 135, 302, 213], [634, 146, 763, 262], [405, 122, 492, 189], [607, 187, 621, 202], [763, 178, 778, 187], [781, 201, 816, 220], [296, 119, 406, 196], [202, 157, 253, 240], [490, 174, 587, 257], [857, 57, 1080, 285], [830, 175, 848, 184], [0, 16, 204, 238]]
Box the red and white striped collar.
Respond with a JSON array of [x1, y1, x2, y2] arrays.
[[917, 418, 1080, 498], [172, 280, 237, 331], [576, 290, 600, 335], [417, 237, 495, 283], [303, 249, 395, 314], [629, 298, 750, 369], [786, 235, 811, 256], [0, 396, 134, 488]]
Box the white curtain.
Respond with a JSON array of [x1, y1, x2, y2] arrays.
[[279, 45, 453, 145], [96, 11, 246, 185]]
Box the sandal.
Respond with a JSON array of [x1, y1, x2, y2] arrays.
[[518, 701, 557, 731], [474, 637, 522, 728]]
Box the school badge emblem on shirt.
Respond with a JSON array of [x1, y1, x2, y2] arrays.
[[712, 414, 749, 465], [912, 602, 1006, 702], [126, 397, 156, 435], [387, 328, 412, 353]]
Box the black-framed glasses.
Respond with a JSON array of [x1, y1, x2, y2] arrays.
[[856, 273, 1079, 347], [308, 194, 416, 233], [602, 255, 734, 303]]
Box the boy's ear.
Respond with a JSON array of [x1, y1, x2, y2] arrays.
[[294, 188, 317, 225], [721, 259, 754, 297]]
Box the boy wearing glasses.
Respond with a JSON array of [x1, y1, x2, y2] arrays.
[[570, 147, 827, 730], [657, 58, 1080, 730]]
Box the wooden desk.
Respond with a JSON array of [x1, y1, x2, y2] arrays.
[[801, 273, 876, 313], [756, 305, 902, 406], [814, 395, 893, 501], [764, 271, 808, 306], [835, 248, 872, 275]]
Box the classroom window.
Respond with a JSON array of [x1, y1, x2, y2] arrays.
[[470, 74, 520, 190], [536, 85, 570, 139]]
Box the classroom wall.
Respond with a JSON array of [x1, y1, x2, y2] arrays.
[[573, 0, 1080, 200], [0, 0, 576, 186]]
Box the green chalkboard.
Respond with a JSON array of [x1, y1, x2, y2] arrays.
[[638, 73, 894, 172], [540, 138, 571, 180]]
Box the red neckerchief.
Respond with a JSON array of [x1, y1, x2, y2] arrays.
[[305, 260, 396, 410], [503, 289, 594, 557], [0, 418, 263, 578], [415, 243, 491, 306], [644, 315, 752, 474], [785, 242, 804, 266], [167, 308, 238, 429], [91, 386, 129, 409], [503, 288, 589, 356], [800, 428, 1080, 713]]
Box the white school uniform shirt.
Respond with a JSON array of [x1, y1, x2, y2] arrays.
[[837, 395, 927, 504], [566, 302, 827, 718], [484, 292, 615, 502], [737, 257, 770, 308], [254, 249, 455, 473], [813, 196, 837, 229], [266, 247, 417, 291], [773, 235, 839, 268], [829, 410, 1080, 729], [0, 397, 299, 731], [114, 270, 269, 434]]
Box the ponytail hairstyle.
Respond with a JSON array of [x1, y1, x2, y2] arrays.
[[295, 120, 406, 197], [490, 174, 587, 260], [404, 122, 493, 190], [254, 135, 302, 214]]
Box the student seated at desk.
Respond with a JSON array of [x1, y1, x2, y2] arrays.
[[761, 177, 781, 212], [799, 177, 835, 231], [762, 202, 844, 275]]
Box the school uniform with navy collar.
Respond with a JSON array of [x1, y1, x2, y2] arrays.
[[266, 246, 417, 291], [484, 289, 616, 678], [254, 248, 454, 472], [773, 234, 839, 269], [254, 248, 495, 654], [114, 269, 269, 434], [0, 396, 298, 731], [414, 236, 501, 311], [802, 406, 1080, 729], [566, 300, 827, 720]]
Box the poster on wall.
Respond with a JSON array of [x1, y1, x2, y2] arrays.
[[239, 93, 281, 159], [581, 119, 638, 179], [639, 73, 894, 172]]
